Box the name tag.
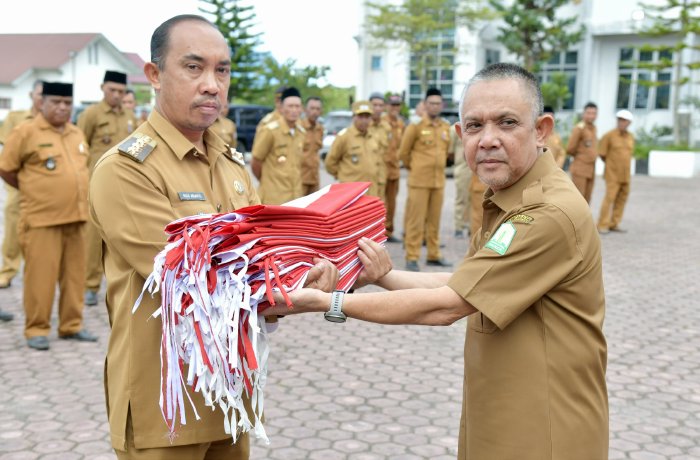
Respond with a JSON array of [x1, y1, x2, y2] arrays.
[[178, 192, 206, 201]]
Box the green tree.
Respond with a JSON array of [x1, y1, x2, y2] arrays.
[[199, 0, 263, 102], [636, 0, 700, 145], [489, 0, 585, 72], [365, 0, 494, 97], [541, 72, 572, 111]]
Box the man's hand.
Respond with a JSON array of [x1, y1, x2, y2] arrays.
[[352, 237, 393, 289], [303, 257, 339, 292]]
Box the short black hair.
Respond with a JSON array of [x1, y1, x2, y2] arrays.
[[125, 89, 135, 96], [306, 96, 322, 105], [584, 102, 598, 110], [151, 14, 218, 70]]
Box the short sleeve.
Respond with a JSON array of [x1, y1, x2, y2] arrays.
[[252, 129, 273, 161]]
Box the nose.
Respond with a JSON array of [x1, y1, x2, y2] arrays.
[[478, 122, 501, 150], [200, 69, 220, 96]]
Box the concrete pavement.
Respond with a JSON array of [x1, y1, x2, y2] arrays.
[[0, 171, 698, 459]]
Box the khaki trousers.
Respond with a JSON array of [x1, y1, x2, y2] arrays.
[[0, 183, 21, 283], [598, 180, 630, 230], [18, 221, 86, 338], [453, 164, 471, 232], [116, 411, 250, 460], [85, 220, 103, 291], [404, 186, 443, 261], [384, 178, 399, 237], [302, 183, 319, 196], [571, 174, 594, 203]]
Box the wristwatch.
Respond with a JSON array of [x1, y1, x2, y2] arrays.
[[324, 290, 347, 323]]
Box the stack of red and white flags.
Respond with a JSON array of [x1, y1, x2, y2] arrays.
[[134, 182, 386, 443]]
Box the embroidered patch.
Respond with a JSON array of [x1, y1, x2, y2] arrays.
[[485, 222, 516, 255], [508, 214, 534, 224], [117, 133, 156, 163], [178, 192, 206, 201]]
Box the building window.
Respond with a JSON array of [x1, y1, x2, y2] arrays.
[[371, 55, 382, 71], [485, 49, 500, 66], [616, 47, 672, 111], [538, 50, 578, 110], [88, 43, 100, 65], [0, 98, 11, 109], [408, 30, 456, 108]]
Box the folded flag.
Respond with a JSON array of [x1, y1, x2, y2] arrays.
[[134, 182, 386, 443]]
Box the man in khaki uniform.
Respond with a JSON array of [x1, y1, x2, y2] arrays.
[[255, 85, 286, 134], [325, 100, 385, 198], [468, 174, 488, 237], [211, 104, 237, 148], [251, 87, 305, 205], [567, 102, 598, 203], [400, 88, 451, 272], [89, 16, 338, 459], [383, 94, 405, 242], [598, 109, 635, 234], [0, 80, 43, 289], [265, 63, 608, 460], [451, 127, 471, 238], [300, 96, 324, 195], [543, 106, 566, 168], [0, 82, 98, 350], [121, 89, 136, 111], [78, 70, 137, 306], [367, 92, 391, 203]]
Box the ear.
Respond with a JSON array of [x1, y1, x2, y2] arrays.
[[143, 62, 161, 91], [535, 114, 554, 147], [454, 121, 462, 138]]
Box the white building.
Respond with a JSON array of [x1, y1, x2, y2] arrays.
[[0, 33, 143, 120], [357, 0, 700, 145]]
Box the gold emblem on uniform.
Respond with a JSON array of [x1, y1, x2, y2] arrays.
[[507, 214, 534, 224], [278, 155, 287, 163], [102, 135, 112, 145], [228, 148, 245, 166], [44, 157, 56, 171], [351, 154, 359, 164], [234, 180, 245, 195], [78, 143, 86, 154], [117, 133, 157, 163], [584, 140, 592, 147], [421, 130, 432, 135]]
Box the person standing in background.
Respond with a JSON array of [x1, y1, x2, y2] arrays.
[[300, 96, 324, 195], [383, 94, 405, 243], [566, 102, 598, 203], [543, 106, 566, 168]]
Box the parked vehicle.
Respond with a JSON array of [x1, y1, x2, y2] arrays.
[[319, 110, 353, 160], [227, 104, 273, 153]]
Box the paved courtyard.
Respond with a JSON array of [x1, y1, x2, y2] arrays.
[[0, 170, 699, 459]]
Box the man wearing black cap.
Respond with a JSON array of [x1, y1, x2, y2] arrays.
[[78, 70, 138, 307], [399, 88, 452, 272], [251, 86, 305, 204], [0, 82, 97, 350]]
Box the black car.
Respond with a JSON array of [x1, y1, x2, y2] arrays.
[[227, 104, 273, 153]]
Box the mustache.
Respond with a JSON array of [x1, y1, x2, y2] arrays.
[[476, 152, 508, 163], [192, 98, 221, 110]]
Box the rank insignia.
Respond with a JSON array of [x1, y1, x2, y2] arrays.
[[278, 155, 287, 163], [117, 133, 156, 163], [234, 180, 245, 195], [507, 214, 534, 225], [227, 148, 245, 166], [45, 157, 56, 171]]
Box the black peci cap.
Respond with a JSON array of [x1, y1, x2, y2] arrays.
[[42, 82, 73, 97], [425, 87, 442, 98], [280, 87, 301, 102], [103, 70, 128, 85]]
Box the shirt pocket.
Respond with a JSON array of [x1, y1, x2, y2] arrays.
[[96, 121, 116, 145], [468, 312, 499, 334], [34, 147, 63, 175]]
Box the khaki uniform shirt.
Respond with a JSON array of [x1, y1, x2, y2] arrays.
[[255, 109, 281, 134], [300, 118, 323, 186], [566, 121, 597, 179], [77, 100, 137, 171], [252, 119, 305, 205], [0, 114, 89, 228], [89, 109, 259, 450], [544, 130, 566, 168], [210, 115, 237, 148], [599, 129, 634, 183], [382, 113, 406, 181], [324, 124, 385, 197], [447, 152, 608, 460], [399, 116, 450, 188], [0, 110, 34, 144]]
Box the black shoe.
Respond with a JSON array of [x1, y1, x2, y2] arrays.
[[27, 336, 50, 350], [85, 290, 98, 306], [405, 260, 420, 272], [60, 330, 98, 342], [386, 235, 403, 243], [426, 258, 453, 268], [454, 230, 464, 238], [422, 240, 446, 248], [609, 226, 627, 233], [0, 309, 13, 322], [0, 278, 11, 289]]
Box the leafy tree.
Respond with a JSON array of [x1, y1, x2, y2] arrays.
[[488, 0, 585, 72], [636, 0, 700, 145], [541, 72, 572, 111], [365, 0, 494, 97], [199, 0, 264, 102]]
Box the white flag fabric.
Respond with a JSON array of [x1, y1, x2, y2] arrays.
[[134, 182, 386, 443]]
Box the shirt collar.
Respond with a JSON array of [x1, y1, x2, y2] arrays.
[[35, 113, 76, 135], [148, 109, 227, 161], [99, 99, 121, 114], [487, 150, 557, 212]]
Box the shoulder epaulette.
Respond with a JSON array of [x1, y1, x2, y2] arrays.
[[117, 132, 156, 163], [337, 128, 348, 137], [224, 147, 246, 166], [296, 123, 306, 134], [260, 113, 272, 124], [265, 120, 280, 130], [576, 121, 585, 129]]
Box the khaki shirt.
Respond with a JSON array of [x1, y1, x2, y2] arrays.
[[324, 124, 384, 198], [566, 121, 597, 178], [0, 114, 88, 228], [89, 109, 259, 450], [399, 116, 450, 188], [300, 118, 324, 186], [252, 119, 305, 205], [210, 115, 237, 148], [599, 128, 634, 183], [255, 109, 281, 134], [382, 113, 405, 180], [0, 109, 34, 144], [447, 152, 608, 460], [77, 100, 138, 171], [544, 130, 566, 168]]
